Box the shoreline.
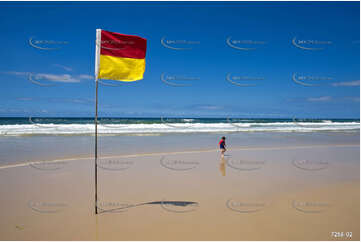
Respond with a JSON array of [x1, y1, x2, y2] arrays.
[[0, 129, 360, 137], [0, 118, 359, 136], [0, 143, 359, 170]]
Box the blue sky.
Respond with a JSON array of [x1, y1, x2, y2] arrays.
[[0, 1, 359, 118]]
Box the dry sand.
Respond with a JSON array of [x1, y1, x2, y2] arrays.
[[0, 134, 359, 240]]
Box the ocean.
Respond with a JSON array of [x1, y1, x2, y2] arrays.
[[0, 117, 359, 136]]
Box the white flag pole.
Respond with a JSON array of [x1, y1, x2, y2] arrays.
[[94, 28, 101, 215]]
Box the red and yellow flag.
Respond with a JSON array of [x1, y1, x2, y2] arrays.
[[96, 29, 147, 82]]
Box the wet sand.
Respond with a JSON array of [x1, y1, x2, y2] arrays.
[[0, 133, 359, 240]]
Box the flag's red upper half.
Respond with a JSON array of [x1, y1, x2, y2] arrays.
[[100, 30, 147, 59]]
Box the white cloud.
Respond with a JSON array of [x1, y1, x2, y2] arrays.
[[2, 71, 29, 76], [307, 96, 332, 102], [69, 98, 94, 104], [332, 80, 360, 87], [197, 105, 223, 110], [344, 97, 360, 102], [2, 71, 93, 83], [78, 74, 94, 80], [16, 97, 33, 101], [33, 73, 80, 83], [52, 64, 72, 72]]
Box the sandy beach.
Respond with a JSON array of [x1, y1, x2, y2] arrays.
[[0, 0, 359, 240], [0, 132, 359, 240]]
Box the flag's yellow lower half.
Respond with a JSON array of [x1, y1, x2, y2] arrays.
[[99, 55, 145, 81]]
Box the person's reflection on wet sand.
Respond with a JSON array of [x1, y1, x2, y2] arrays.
[[219, 156, 226, 176]]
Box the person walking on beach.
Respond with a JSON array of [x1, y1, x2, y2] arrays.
[[219, 136, 226, 157]]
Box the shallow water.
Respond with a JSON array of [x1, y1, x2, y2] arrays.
[[0, 131, 359, 166]]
